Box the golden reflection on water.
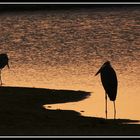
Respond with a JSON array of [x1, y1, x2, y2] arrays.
[[43, 83, 140, 121], [3, 64, 140, 121]]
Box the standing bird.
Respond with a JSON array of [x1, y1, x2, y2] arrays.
[[0, 53, 10, 85], [95, 61, 118, 119]]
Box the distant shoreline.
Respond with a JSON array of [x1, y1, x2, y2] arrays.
[[0, 4, 139, 13]]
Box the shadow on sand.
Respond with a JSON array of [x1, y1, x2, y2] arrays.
[[0, 86, 139, 136]]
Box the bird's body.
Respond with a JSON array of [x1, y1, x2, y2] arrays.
[[0, 53, 10, 85], [95, 61, 118, 119], [0, 54, 9, 69], [100, 64, 118, 101]]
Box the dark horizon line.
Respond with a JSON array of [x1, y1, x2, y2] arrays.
[[0, 4, 139, 12]]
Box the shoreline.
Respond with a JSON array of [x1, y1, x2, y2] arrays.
[[0, 86, 139, 136]]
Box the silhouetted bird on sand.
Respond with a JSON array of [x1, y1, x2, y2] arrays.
[[0, 53, 10, 85], [95, 61, 118, 119]]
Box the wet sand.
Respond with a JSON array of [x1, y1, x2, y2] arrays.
[[0, 86, 139, 136]]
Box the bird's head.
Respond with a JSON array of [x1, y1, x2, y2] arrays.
[[3, 53, 10, 69], [95, 61, 111, 76], [103, 61, 111, 66]]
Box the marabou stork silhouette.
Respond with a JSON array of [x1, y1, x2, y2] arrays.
[[95, 61, 118, 119], [0, 53, 10, 85]]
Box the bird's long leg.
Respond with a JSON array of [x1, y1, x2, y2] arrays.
[[0, 70, 2, 86], [105, 93, 108, 119], [113, 101, 116, 119]]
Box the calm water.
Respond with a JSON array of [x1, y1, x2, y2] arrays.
[[0, 7, 140, 121]]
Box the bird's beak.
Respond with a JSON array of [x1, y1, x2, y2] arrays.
[[7, 63, 10, 69], [95, 67, 102, 76], [95, 64, 105, 76]]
